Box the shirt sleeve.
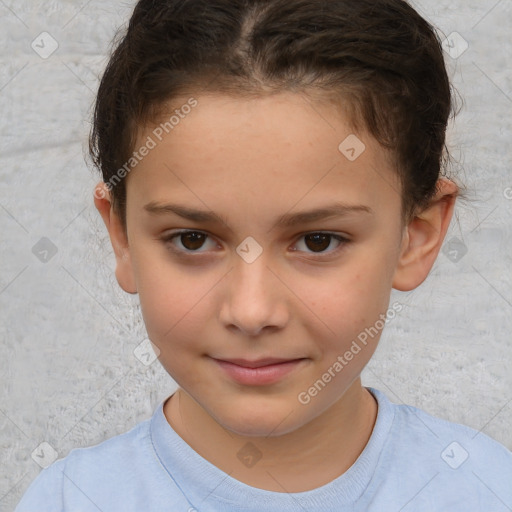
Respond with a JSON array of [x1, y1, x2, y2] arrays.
[[14, 459, 65, 512]]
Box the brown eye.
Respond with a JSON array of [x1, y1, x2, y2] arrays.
[[294, 232, 349, 256], [161, 230, 349, 258], [162, 230, 216, 253], [304, 233, 331, 252], [178, 231, 207, 250]]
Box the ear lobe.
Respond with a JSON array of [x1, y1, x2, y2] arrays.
[[392, 178, 458, 291], [93, 182, 138, 294]]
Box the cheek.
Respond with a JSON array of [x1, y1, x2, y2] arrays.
[[137, 276, 204, 343], [132, 254, 220, 362], [129, 246, 194, 339], [136, 272, 209, 387], [300, 253, 394, 349]]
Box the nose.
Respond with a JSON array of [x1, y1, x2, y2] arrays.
[[219, 251, 288, 337]]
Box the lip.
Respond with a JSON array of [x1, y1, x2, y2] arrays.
[[218, 357, 302, 368], [211, 357, 307, 386]]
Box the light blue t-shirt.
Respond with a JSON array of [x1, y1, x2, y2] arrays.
[[15, 387, 512, 511]]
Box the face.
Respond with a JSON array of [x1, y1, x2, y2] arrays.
[[116, 92, 407, 436]]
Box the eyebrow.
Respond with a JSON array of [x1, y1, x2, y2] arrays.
[[143, 201, 374, 229]]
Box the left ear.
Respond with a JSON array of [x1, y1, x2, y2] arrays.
[[392, 178, 458, 291]]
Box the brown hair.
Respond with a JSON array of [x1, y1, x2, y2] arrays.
[[89, 0, 460, 231]]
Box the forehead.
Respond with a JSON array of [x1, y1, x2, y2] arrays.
[[127, 92, 402, 223]]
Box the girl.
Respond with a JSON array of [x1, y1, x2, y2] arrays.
[[16, 1, 512, 510]]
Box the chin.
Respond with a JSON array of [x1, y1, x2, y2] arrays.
[[210, 396, 306, 438]]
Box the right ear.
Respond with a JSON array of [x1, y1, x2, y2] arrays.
[[93, 182, 137, 294]]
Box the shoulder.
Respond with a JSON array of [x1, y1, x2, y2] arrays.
[[370, 386, 512, 458], [15, 417, 152, 511], [368, 387, 512, 510], [391, 392, 512, 463], [14, 457, 67, 512], [63, 416, 153, 477]]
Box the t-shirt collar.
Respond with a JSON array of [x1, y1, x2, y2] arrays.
[[150, 387, 393, 512]]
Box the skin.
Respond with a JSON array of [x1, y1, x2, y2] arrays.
[[94, 92, 458, 493]]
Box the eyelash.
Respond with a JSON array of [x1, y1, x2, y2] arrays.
[[160, 230, 350, 259]]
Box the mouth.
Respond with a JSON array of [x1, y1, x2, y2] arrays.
[[210, 357, 308, 386]]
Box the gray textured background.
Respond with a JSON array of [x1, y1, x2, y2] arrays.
[[1, 0, 511, 510]]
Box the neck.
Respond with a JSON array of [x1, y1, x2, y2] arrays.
[[163, 379, 378, 493]]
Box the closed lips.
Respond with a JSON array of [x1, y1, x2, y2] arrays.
[[212, 358, 306, 368]]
